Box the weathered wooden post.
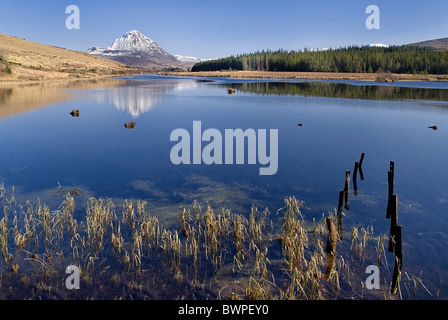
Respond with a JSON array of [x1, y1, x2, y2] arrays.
[[392, 225, 402, 261], [390, 225, 402, 295], [344, 170, 350, 210], [353, 162, 359, 196], [388, 161, 394, 195], [324, 216, 337, 278], [359, 153, 365, 180], [381, 160, 403, 296], [388, 171, 394, 198], [326, 216, 337, 255], [359, 152, 365, 168], [386, 161, 395, 219], [388, 194, 398, 252], [337, 190, 344, 240], [337, 190, 344, 215]]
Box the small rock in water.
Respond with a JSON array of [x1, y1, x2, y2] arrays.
[[124, 121, 135, 129], [69, 109, 80, 117]]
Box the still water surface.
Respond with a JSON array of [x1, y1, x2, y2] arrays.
[[0, 74, 447, 298]]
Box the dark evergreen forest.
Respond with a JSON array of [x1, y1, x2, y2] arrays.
[[192, 46, 448, 74]]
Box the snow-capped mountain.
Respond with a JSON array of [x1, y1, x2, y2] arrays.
[[88, 30, 202, 70], [174, 55, 209, 64], [106, 30, 171, 56]]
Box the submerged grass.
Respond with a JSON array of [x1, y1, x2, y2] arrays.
[[0, 182, 428, 300]]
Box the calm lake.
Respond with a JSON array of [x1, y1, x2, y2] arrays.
[[1, 74, 447, 299]]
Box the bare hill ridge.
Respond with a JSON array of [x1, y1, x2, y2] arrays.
[[406, 37, 448, 50], [0, 33, 138, 83]]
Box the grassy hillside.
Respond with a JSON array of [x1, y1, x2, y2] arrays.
[[406, 37, 448, 50], [0, 33, 139, 83]]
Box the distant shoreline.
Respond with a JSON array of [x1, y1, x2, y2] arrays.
[[159, 70, 448, 82], [3, 70, 448, 87], [0, 73, 138, 87]]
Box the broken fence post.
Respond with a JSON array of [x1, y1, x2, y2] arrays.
[[353, 162, 359, 196], [324, 216, 337, 278], [344, 170, 350, 210], [386, 161, 395, 219], [337, 190, 344, 240], [359, 153, 365, 180], [390, 225, 402, 295], [388, 194, 398, 252]]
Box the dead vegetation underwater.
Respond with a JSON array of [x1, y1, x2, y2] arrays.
[[0, 182, 435, 300]]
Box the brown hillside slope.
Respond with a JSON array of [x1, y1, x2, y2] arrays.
[[0, 33, 139, 83], [406, 37, 448, 50]]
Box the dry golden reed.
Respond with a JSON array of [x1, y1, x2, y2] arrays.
[[0, 182, 408, 300]]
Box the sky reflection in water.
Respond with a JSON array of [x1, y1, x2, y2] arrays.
[[0, 74, 448, 296]]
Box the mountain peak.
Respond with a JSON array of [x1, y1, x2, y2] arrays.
[[106, 30, 167, 55], [87, 30, 204, 70], [122, 30, 147, 40], [126, 30, 142, 35]]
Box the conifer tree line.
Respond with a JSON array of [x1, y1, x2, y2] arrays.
[[192, 46, 448, 74]]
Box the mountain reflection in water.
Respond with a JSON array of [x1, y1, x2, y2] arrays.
[[85, 79, 199, 116]]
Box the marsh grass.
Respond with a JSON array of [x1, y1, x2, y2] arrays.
[[0, 183, 428, 300]]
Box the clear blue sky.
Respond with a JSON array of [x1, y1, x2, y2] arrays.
[[1, 0, 447, 59]]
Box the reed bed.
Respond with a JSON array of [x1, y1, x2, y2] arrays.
[[0, 183, 425, 300]]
